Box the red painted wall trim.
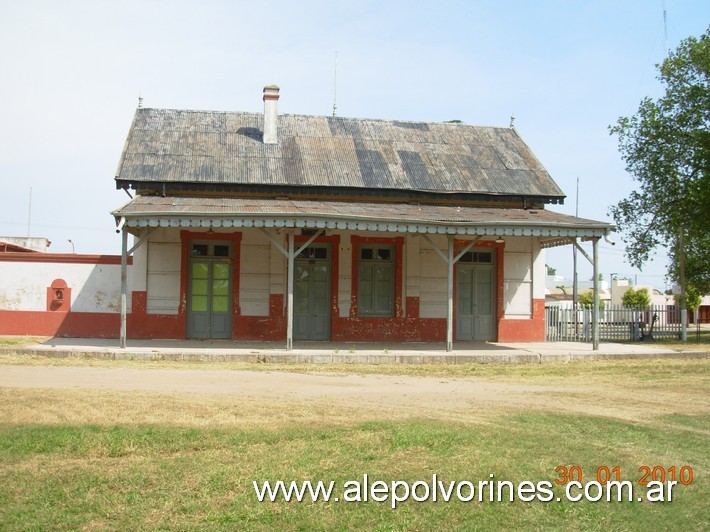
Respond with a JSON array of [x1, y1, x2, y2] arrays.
[[179, 230, 243, 339], [0, 310, 118, 337], [0, 294, 183, 339], [405, 296, 419, 319], [46, 279, 71, 312], [498, 298, 546, 342], [235, 294, 286, 340], [0, 296, 548, 343], [0, 252, 132, 265], [331, 314, 446, 342], [125, 291, 185, 339]]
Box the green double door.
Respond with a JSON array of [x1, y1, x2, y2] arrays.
[[294, 246, 331, 341], [187, 242, 232, 339]]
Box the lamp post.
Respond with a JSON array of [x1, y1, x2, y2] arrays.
[[68, 239, 75, 254]]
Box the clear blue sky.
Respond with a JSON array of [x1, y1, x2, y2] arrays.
[[1, 1, 708, 289]]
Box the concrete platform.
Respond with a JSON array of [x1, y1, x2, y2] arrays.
[[2, 337, 707, 364]]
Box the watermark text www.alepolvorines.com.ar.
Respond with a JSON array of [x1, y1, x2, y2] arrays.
[[253, 472, 688, 509]]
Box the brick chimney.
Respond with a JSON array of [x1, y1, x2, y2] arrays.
[[263, 85, 280, 144]]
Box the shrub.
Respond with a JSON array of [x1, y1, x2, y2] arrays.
[[622, 287, 651, 308], [578, 290, 606, 309]]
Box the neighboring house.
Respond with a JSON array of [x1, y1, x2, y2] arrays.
[[0, 237, 51, 253], [544, 275, 612, 307], [610, 279, 668, 307], [545, 288, 612, 307], [696, 296, 710, 324], [111, 85, 613, 348]]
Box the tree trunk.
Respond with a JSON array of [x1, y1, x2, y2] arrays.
[[678, 230, 687, 342]]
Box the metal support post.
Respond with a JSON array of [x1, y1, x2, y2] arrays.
[[423, 234, 480, 351], [120, 226, 128, 348], [592, 237, 600, 351], [446, 236, 454, 352], [286, 231, 295, 351]]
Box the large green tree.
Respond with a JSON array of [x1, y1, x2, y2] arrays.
[[610, 27, 710, 296]]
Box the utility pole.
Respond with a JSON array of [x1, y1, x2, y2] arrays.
[[27, 187, 32, 237], [572, 177, 579, 337]]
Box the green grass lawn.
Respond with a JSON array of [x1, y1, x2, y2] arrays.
[[637, 328, 710, 351], [0, 336, 47, 347], [0, 358, 708, 529], [0, 414, 707, 530]]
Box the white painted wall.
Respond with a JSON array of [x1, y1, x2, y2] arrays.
[[146, 230, 181, 315], [405, 234, 420, 301], [240, 230, 270, 316], [133, 230, 542, 321], [418, 235, 448, 318], [338, 232, 352, 318], [0, 260, 125, 312], [503, 237, 533, 318], [268, 232, 285, 312], [130, 232, 148, 293], [532, 238, 546, 300]]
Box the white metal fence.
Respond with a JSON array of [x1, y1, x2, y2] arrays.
[[545, 304, 686, 342]]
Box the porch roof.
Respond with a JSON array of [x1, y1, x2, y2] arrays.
[[113, 196, 613, 240]]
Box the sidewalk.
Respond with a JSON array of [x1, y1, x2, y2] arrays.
[[3, 337, 707, 364]]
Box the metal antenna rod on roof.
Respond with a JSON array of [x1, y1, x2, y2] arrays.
[[27, 187, 32, 238], [332, 51, 338, 117], [662, 0, 669, 56]]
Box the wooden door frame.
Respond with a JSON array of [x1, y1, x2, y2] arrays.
[[293, 234, 340, 341], [179, 230, 242, 339], [294, 249, 332, 340], [453, 241, 503, 341]]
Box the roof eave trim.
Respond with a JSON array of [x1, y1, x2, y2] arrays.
[[116, 213, 612, 238], [112, 180, 567, 204]]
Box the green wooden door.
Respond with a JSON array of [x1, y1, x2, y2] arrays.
[[473, 266, 494, 340], [456, 251, 495, 341], [187, 242, 232, 339], [294, 246, 330, 340]]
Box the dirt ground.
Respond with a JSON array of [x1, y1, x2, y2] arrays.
[[0, 365, 552, 421], [1, 362, 708, 430], [0, 364, 554, 404]]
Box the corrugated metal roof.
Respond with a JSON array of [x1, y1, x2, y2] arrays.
[[113, 196, 611, 239], [116, 109, 566, 201]]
